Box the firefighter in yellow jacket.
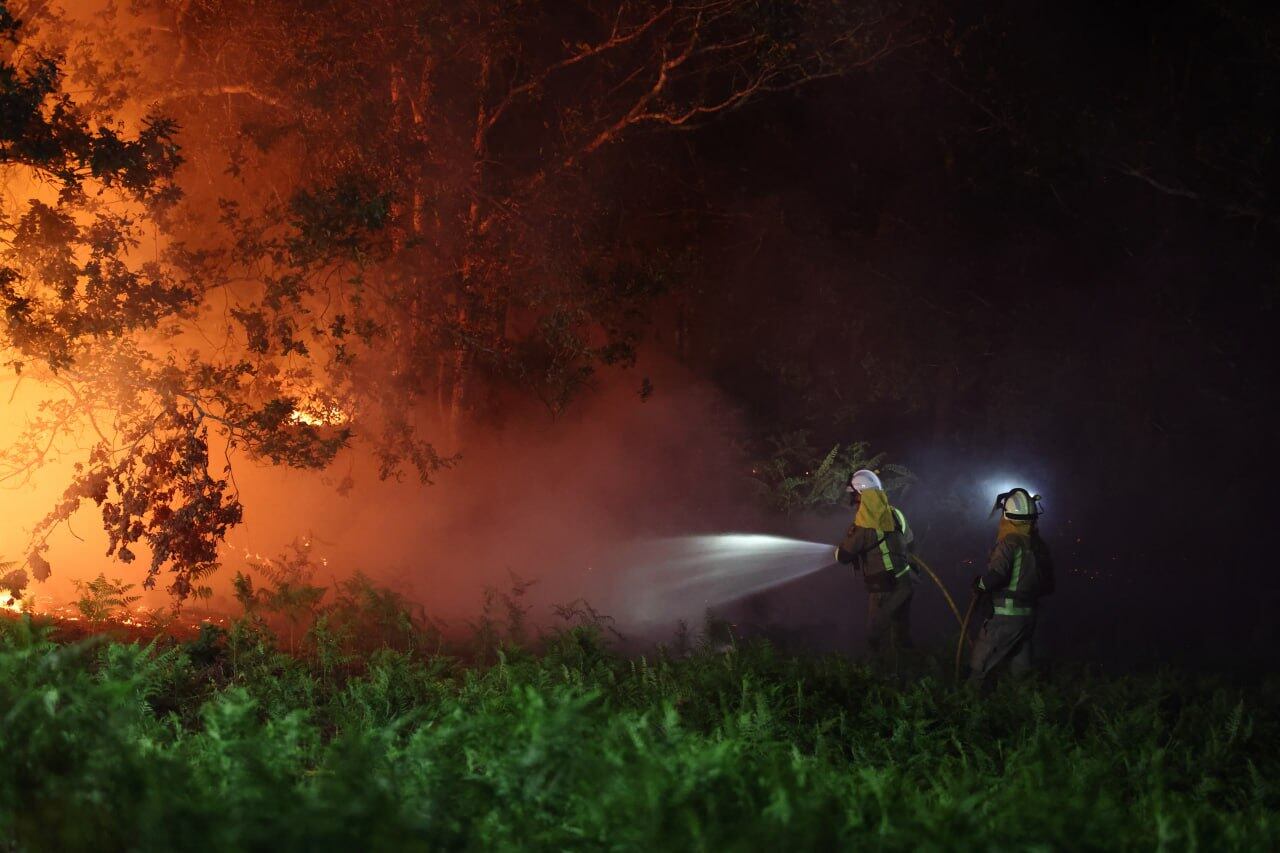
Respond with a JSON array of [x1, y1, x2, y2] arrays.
[[834, 469, 917, 658]]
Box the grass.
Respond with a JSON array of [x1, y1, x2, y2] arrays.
[[1, 591, 1277, 851]]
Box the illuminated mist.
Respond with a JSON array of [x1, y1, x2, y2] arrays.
[[604, 534, 836, 629]]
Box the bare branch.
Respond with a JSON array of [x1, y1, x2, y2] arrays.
[[1117, 163, 1278, 227], [155, 84, 286, 110], [1116, 164, 1202, 201], [482, 3, 674, 135], [575, 12, 704, 160]]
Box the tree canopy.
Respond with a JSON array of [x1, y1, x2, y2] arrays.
[[1, 0, 906, 601]]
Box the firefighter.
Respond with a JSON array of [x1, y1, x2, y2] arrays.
[[834, 469, 917, 661], [968, 488, 1055, 688]]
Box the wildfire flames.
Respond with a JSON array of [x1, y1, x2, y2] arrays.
[[289, 405, 350, 428], [0, 595, 226, 632]]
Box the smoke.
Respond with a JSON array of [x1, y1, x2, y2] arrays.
[[0, 2, 776, 628], [202, 357, 764, 626]]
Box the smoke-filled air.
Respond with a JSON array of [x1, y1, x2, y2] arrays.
[[3, 0, 1278, 848]]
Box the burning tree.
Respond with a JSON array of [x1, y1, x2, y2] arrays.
[[1, 1, 351, 600], [2, 0, 905, 601]]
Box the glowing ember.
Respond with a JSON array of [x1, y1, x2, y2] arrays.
[[0, 594, 228, 633], [290, 405, 349, 427]]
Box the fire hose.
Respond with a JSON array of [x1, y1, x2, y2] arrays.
[[955, 593, 978, 682], [908, 555, 977, 682], [909, 555, 963, 628]]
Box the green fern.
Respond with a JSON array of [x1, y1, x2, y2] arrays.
[[0, 602, 1276, 849], [71, 573, 141, 623]]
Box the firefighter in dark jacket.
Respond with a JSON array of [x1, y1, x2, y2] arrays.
[[834, 469, 917, 659], [968, 487, 1055, 687]]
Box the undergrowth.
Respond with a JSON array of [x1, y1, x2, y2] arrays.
[[1, 582, 1277, 851]]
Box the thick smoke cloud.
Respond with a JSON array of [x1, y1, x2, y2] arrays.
[[212, 356, 762, 628]]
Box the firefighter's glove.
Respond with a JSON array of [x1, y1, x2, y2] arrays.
[[835, 546, 855, 564]]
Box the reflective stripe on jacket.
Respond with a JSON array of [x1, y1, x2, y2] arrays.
[[837, 506, 914, 587], [978, 530, 1053, 616]]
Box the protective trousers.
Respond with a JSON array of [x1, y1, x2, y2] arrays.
[[968, 613, 1036, 688], [867, 582, 913, 660]]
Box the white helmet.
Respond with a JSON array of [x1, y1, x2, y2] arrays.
[[847, 469, 883, 493], [995, 487, 1041, 520]]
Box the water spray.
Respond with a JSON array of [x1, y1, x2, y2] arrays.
[[611, 534, 836, 625], [612, 535, 970, 654]]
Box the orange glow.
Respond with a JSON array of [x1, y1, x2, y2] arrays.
[[290, 404, 350, 428], [1, 0, 752, 634]]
